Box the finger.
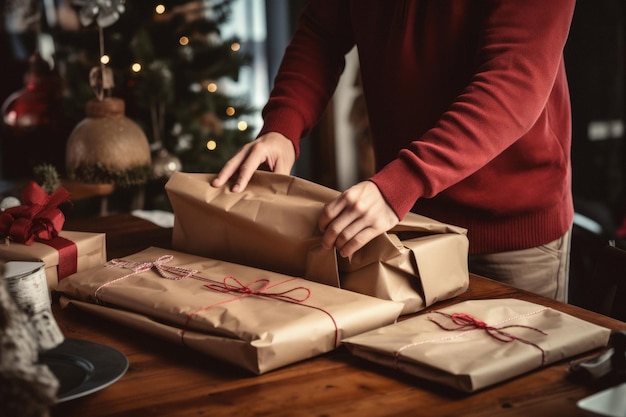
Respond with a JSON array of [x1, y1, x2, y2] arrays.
[[330, 216, 367, 251], [336, 226, 379, 258], [320, 208, 358, 251], [231, 150, 269, 192], [319, 197, 347, 235], [211, 147, 251, 188]]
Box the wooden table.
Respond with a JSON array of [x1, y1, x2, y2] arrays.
[[51, 213, 626, 417]]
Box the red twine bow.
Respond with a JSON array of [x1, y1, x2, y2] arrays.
[[97, 255, 340, 348], [428, 311, 549, 365], [190, 275, 339, 347], [204, 275, 311, 303], [0, 181, 70, 245], [96, 255, 199, 302]]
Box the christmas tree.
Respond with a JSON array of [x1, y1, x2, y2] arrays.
[[55, 0, 255, 176]]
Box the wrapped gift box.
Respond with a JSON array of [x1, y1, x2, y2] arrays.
[[56, 246, 404, 374], [0, 231, 106, 290], [165, 171, 469, 315], [342, 299, 611, 392]]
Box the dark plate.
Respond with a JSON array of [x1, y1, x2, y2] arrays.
[[39, 338, 129, 402]]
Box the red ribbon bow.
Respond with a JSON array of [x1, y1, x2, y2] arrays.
[[0, 181, 70, 245], [429, 311, 549, 365]]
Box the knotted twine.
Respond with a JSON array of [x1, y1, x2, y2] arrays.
[[394, 308, 549, 367], [96, 255, 340, 347]]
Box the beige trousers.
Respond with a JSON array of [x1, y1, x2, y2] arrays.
[[468, 228, 572, 302]]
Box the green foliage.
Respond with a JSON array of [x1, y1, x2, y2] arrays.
[[70, 162, 153, 188], [32, 164, 61, 193], [54, 0, 254, 174]]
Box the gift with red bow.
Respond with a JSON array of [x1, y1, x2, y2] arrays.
[[342, 299, 611, 392], [55, 246, 404, 374], [0, 181, 106, 289]]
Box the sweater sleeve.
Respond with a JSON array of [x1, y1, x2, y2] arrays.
[[257, 1, 355, 157], [371, 0, 576, 219]]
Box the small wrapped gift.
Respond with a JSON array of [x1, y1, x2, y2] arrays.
[[165, 171, 469, 314], [0, 181, 106, 289], [56, 246, 404, 374], [342, 299, 611, 392], [0, 231, 107, 289]]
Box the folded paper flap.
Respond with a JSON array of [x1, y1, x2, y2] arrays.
[[56, 246, 404, 341], [406, 234, 470, 306], [338, 233, 404, 272], [228, 171, 340, 202], [305, 244, 340, 287], [392, 212, 467, 236]]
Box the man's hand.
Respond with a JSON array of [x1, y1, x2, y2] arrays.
[[319, 181, 399, 258], [211, 132, 296, 192]]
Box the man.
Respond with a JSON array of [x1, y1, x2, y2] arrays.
[[212, 1, 576, 301]]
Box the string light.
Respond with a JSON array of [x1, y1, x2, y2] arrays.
[[237, 121, 248, 131], [179, 36, 189, 46], [100, 55, 110, 64], [226, 106, 235, 116], [231, 42, 240, 52], [155, 4, 166, 14], [207, 83, 217, 93], [206, 140, 217, 151], [131, 63, 142, 73]]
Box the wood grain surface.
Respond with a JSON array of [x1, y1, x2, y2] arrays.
[[51, 213, 626, 417]]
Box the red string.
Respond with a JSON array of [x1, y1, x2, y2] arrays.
[[428, 311, 548, 365], [95, 255, 199, 302], [204, 275, 311, 303], [96, 256, 340, 348], [182, 275, 340, 347]]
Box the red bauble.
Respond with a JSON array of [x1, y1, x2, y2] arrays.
[[1, 53, 70, 179]]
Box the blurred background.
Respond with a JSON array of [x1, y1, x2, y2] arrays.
[[0, 1, 625, 303]]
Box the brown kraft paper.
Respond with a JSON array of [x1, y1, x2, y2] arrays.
[[56, 246, 404, 374], [342, 298, 612, 392], [0, 231, 106, 290], [164, 171, 469, 314]]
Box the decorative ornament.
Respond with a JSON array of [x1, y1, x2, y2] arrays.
[[152, 147, 182, 180], [73, 0, 126, 28], [66, 0, 151, 186], [0, 197, 21, 212], [1, 53, 69, 179], [66, 97, 152, 186]]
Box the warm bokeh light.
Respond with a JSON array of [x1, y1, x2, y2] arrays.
[[207, 83, 217, 93], [231, 42, 240, 52], [179, 36, 189, 46], [237, 121, 248, 131], [100, 55, 110, 64], [226, 106, 235, 116], [131, 63, 142, 73], [155, 4, 166, 14], [206, 140, 217, 151]]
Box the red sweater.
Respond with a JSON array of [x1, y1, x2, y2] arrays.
[[258, 0, 576, 254]]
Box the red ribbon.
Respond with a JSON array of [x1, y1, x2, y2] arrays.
[[428, 311, 548, 365], [0, 181, 77, 279], [0, 181, 70, 245]]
